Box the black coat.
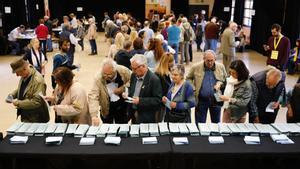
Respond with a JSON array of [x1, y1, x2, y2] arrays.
[[115, 50, 132, 70]]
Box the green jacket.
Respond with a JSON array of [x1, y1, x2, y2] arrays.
[[10, 66, 49, 122]]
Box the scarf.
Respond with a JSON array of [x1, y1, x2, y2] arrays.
[[223, 76, 238, 109]]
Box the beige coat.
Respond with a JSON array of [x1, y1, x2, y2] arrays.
[[86, 23, 97, 40], [220, 27, 237, 57], [54, 81, 91, 125], [88, 65, 131, 117], [186, 61, 227, 102]]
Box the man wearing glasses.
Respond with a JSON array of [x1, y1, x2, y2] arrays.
[[88, 58, 131, 126], [127, 54, 162, 123]]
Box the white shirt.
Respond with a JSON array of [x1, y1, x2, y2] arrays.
[[8, 28, 20, 41], [71, 18, 78, 29]]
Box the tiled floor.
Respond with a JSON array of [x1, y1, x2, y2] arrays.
[[0, 32, 299, 135]]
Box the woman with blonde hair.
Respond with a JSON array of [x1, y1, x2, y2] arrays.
[[23, 38, 48, 76], [129, 30, 138, 43], [107, 32, 125, 59]]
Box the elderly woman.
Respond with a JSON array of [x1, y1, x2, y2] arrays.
[[46, 67, 91, 124], [220, 60, 252, 123], [162, 64, 196, 122], [23, 38, 48, 76]]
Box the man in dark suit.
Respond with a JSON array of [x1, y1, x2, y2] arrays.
[[127, 54, 162, 123]]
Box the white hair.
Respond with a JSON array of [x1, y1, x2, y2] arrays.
[[130, 54, 147, 66], [266, 67, 282, 84], [101, 58, 117, 72], [182, 17, 188, 23], [204, 50, 217, 59]]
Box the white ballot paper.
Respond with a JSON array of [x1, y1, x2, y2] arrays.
[[106, 82, 120, 102], [65, 124, 79, 136], [244, 136, 260, 144], [45, 136, 63, 145], [96, 124, 110, 137], [16, 123, 32, 135], [107, 124, 120, 136], [149, 123, 159, 137], [140, 123, 150, 137], [104, 136, 121, 145], [186, 123, 200, 136], [208, 136, 224, 144], [198, 123, 210, 136], [25, 123, 40, 136], [169, 123, 180, 135], [7, 122, 24, 135], [265, 102, 275, 113], [79, 137, 96, 146], [86, 126, 100, 137], [130, 124, 140, 137], [34, 123, 48, 136], [173, 137, 189, 145], [271, 134, 294, 144], [74, 124, 90, 137], [10, 136, 29, 144], [54, 123, 68, 136], [178, 123, 189, 135], [118, 124, 130, 137], [142, 137, 158, 144], [158, 123, 169, 135], [44, 123, 57, 136]]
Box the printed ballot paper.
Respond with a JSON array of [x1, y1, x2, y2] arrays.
[[104, 136, 121, 145], [10, 136, 28, 144], [244, 136, 260, 144], [142, 137, 158, 144], [173, 137, 189, 145], [79, 137, 96, 146], [208, 136, 224, 144]]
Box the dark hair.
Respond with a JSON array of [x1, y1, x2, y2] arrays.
[[171, 18, 177, 24], [123, 40, 132, 50], [271, 23, 281, 31], [229, 60, 249, 81], [52, 67, 74, 94], [133, 38, 144, 50], [59, 39, 70, 49], [138, 30, 145, 39]]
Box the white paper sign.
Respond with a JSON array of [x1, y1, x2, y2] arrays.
[[5, 7, 11, 14]]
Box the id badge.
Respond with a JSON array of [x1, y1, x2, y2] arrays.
[[271, 50, 279, 60]]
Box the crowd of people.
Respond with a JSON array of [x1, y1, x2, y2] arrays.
[[5, 10, 300, 126]]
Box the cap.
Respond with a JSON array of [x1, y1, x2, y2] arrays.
[[10, 58, 28, 73]]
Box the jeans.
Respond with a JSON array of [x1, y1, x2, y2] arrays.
[[89, 39, 97, 54], [205, 39, 218, 52], [195, 101, 221, 123], [46, 35, 53, 51], [9, 41, 20, 55], [180, 41, 190, 64], [39, 39, 47, 56], [287, 57, 297, 74], [168, 42, 179, 63]]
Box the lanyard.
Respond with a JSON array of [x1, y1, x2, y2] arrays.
[[294, 48, 299, 62], [273, 36, 283, 50]]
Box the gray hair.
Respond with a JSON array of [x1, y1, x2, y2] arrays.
[[203, 50, 217, 59], [266, 67, 282, 84], [101, 58, 117, 72], [171, 64, 185, 78], [130, 54, 147, 66]]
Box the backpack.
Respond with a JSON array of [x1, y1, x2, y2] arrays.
[[183, 27, 191, 41]]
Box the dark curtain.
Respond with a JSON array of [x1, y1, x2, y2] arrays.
[[250, 0, 285, 54], [171, 0, 189, 18], [211, 0, 232, 22], [27, 0, 45, 28], [283, 0, 300, 46], [233, 0, 245, 25]]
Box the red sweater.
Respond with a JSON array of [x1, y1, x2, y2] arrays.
[[36, 24, 48, 40]]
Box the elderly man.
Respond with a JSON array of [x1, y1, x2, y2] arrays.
[[249, 67, 286, 123], [6, 58, 49, 122], [88, 58, 131, 125], [8, 25, 25, 55], [220, 22, 238, 73], [186, 50, 227, 123], [127, 54, 162, 123]]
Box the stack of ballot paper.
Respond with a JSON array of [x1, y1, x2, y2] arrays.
[[254, 124, 279, 136], [107, 124, 120, 136], [236, 123, 250, 136], [140, 123, 150, 137], [271, 134, 294, 144], [169, 123, 180, 135], [96, 124, 110, 137], [45, 136, 63, 145], [227, 123, 241, 135], [208, 136, 224, 144], [244, 136, 260, 144], [285, 123, 300, 135], [186, 123, 200, 136], [104, 136, 121, 145], [208, 123, 220, 136], [218, 123, 231, 136], [86, 126, 100, 137], [7, 122, 24, 135], [34, 123, 48, 136], [74, 124, 89, 137], [130, 124, 140, 137], [25, 123, 40, 136], [65, 124, 78, 136], [16, 123, 32, 135], [44, 123, 57, 136], [79, 137, 96, 146], [271, 123, 290, 134], [178, 123, 190, 135], [54, 123, 68, 136], [158, 123, 169, 135], [198, 123, 210, 136], [244, 123, 260, 136], [149, 123, 159, 137], [10, 136, 29, 144], [173, 137, 189, 145], [118, 124, 130, 137], [142, 137, 158, 144]]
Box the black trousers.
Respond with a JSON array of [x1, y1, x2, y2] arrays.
[[101, 100, 128, 123], [259, 111, 278, 124]]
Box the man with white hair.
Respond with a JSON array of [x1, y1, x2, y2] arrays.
[[220, 21, 238, 73], [248, 67, 286, 123], [127, 54, 162, 123], [186, 50, 227, 123], [88, 58, 131, 125]]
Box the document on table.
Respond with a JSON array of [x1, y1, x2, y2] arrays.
[[142, 137, 158, 144], [140, 123, 150, 137], [54, 123, 68, 136], [79, 137, 95, 146], [208, 136, 224, 144], [130, 124, 140, 137], [271, 134, 294, 144], [86, 126, 100, 137], [149, 123, 159, 137], [265, 102, 275, 113], [96, 124, 110, 137], [16, 123, 32, 135], [158, 123, 169, 135], [25, 123, 40, 136], [45, 136, 63, 145], [186, 123, 200, 136], [35, 123, 48, 136], [173, 137, 189, 145], [244, 136, 260, 144], [65, 124, 79, 136], [118, 124, 130, 137], [10, 136, 29, 144], [104, 136, 121, 145], [106, 82, 120, 102], [6, 122, 24, 135], [74, 124, 90, 137]]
